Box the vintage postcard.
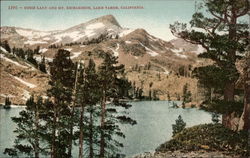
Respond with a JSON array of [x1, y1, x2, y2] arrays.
[[0, 0, 249, 157]]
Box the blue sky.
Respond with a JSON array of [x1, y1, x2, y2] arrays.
[[1, 0, 197, 41]]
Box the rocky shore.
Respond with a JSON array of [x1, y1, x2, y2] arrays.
[[133, 150, 242, 158]]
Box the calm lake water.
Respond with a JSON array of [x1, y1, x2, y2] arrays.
[[0, 101, 213, 158]]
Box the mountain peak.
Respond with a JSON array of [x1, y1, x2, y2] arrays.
[[88, 15, 121, 27]]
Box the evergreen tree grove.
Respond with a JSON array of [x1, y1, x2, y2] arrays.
[[4, 96, 47, 158], [4, 49, 137, 158]]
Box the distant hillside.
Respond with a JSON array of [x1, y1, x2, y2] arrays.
[[0, 15, 204, 104]]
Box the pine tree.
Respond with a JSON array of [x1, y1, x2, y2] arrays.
[[34, 46, 40, 54], [26, 49, 38, 67], [12, 47, 16, 54], [4, 97, 11, 106], [77, 62, 85, 158], [167, 92, 171, 101], [178, 66, 185, 76], [172, 115, 186, 136], [46, 49, 75, 158], [152, 90, 158, 100], [132, 81, 136, 98], [182, 83, 192, 104], [83, 59, 101, 158], [149, 82, 153, 100], [170, 0, 249, 129], [98, 52, 136, 157], [117, 77, 132, 99], [16, 48, 25, 59], [4, 96, 46, 158], [1, 40, 11, 53], [39, 56, 47, 73], [76, 59, 101, 158], [67, 62, 80, 158]]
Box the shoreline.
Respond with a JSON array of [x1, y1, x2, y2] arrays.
[[132, 150, 242, 158], [0, 100, 183, 107]]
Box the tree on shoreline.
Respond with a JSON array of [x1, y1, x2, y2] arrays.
[[172, 115, 186, 136], [170, 0, 249, 130], [4, 49, 137, 158], [98, 52, 136, 157], [77, 58, 102, 158], [4, 96, 46, 158], [46, 49, 75, 158]]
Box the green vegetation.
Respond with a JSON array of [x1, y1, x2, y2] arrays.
[[38, 56, 47, 73], [4, 49, 136, 158], [170, 0, 249, 130], [172, 115, 186, 136], [211, 113, 220, 124], [1, 40, 48, 73], [98, 52, 136, 157], [4, 96, 46, 158], [182, 83, 192, 104], [0, 40, 11, 53], [4, 97, 11, 106], [157, 124, 249, 156]]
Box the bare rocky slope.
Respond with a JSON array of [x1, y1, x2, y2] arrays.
[[0, 15, 204, 104], [0, 48, 49, 104]]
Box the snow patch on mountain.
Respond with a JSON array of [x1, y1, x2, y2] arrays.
[[171, 48, 183, 53], [164, 70, 170, 75], [0, 47, 8, 53], [86, 22, 105, 30], [151, 45, 159, 50], [148, 35, 158, 42], [81, 22, 106, 38], [147, 49, 159, 57], [34, 56, 52, 62], [16, 29, 50, 39], [10, 74, 37, 88], [175, 53, 187, 59], [64, 48, 72, 51], [171, 48, 188, 58], [42, 37, 51, 41], [0, 94, 15, 98], [140, 43, 159, 57], [22, 89, 31, 100], [109, 43, 120, 57], [119, 29, 134, 37], [39, 48, 48, 53], [0, 54, 28, 68], [53, 31, 83, 43], [24, 40, 48, 45], [125, 41, 132, 44], [194, 45, 206, 54], [84, 29, 96, 38], [70, 52, 81, 59]]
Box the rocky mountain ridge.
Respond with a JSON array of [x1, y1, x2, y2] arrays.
[[0, 15, 203, 104]]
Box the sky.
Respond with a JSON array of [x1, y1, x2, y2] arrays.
[[1, 0, 197, 41]]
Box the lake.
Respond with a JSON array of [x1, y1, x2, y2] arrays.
[[0, 101, 213, 158]]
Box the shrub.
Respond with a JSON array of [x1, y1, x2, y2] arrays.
[[172, 115, 186, 136], [157, 124, 249, 156], [211, 113, 220, 124]]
